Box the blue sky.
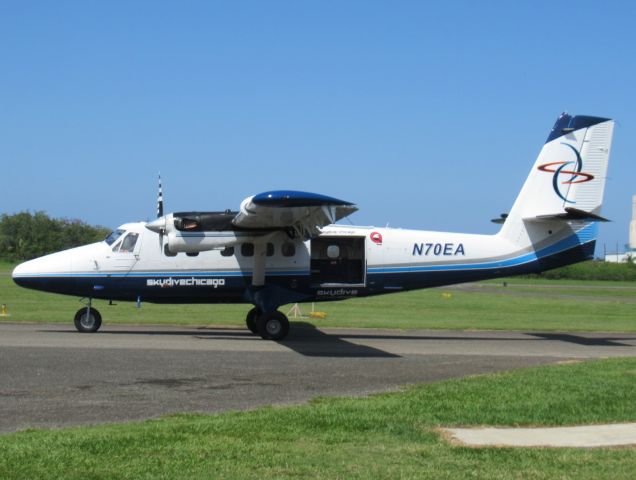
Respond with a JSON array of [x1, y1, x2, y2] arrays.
[[1, 1, 634, 254]]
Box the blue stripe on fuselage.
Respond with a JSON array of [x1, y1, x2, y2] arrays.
[[13, 226, 597, 303], [368, 223, 597, 274], [14, 270, 311, 278]]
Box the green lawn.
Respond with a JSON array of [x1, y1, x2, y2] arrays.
[[1, 357, 635, 479], [3, 260, 635, 478], [2, 263, 635, 331]]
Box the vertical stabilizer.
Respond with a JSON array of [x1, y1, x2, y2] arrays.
[[499, 113, 614, 246]]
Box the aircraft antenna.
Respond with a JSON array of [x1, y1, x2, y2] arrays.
[[157, 174, 164, 218]]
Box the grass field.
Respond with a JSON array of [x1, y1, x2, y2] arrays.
[[2, 262, 635, 332], [2, 262, 636, 478], [1, 357, 635, 479]]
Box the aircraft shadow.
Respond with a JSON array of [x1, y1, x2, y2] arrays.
[[311, 331, 636, 347], [40, 327, 635, 357], [527, 333, 634, 347], [42, 324, 400, 359], [282, 323, 401, 358]]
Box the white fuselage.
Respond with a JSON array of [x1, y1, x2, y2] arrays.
[[12, 218, 594, 306]]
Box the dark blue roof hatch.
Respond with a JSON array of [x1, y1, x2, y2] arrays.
[[252, 190, 354, 207]]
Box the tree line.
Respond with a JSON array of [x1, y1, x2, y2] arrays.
[[0, 211, 110, 261], [529, 259, 636, 282]]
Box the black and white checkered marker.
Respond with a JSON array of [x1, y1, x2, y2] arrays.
[[156, 174, 164, 218]]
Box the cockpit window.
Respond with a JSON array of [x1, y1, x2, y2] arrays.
[[105, 229, 126, 246], [117, 233, 139, 253]]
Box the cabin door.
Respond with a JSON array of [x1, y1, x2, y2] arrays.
[[310, 236, 366, 286]]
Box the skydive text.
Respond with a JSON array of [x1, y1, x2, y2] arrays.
[[146, 278, 226, 288]]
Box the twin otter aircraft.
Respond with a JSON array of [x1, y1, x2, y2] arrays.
[[13, 113, 615, 340]]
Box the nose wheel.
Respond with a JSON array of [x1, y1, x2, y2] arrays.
[[74, 307, 102, 333]]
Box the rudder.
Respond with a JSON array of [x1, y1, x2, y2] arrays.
[[499, 113, 615, 246]]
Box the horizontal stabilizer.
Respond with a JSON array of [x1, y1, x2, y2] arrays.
[[527, 207, 610, 223], [491, 213, 508, 224]]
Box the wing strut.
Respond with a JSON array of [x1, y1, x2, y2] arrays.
[[252, 243, 267, 287]]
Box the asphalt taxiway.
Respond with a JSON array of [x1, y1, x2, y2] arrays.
[[1, 323, 635, 433]]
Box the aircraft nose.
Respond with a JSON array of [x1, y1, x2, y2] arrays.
[[12, 252, 73, 291], [12, 259, 40, 287], [13, 259, 30, 277]]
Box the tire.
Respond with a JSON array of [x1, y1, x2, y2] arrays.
[[245, 307, 261, 334], [74, 307, 102, 333], [257, 311, 290, 341]]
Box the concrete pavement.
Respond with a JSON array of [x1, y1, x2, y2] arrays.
[[1, 323, 635, 433]]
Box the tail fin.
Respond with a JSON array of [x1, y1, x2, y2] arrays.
[[499, 113, 615, 246]]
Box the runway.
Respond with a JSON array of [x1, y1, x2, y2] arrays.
[[1, 323, 635, 433]]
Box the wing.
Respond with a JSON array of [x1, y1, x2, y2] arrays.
[[232, 190, 358, 238]]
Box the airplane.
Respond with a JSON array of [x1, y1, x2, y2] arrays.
[[12, 113, 615, 340]]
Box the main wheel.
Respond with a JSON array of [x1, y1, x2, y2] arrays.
[[74, 307, 102, 333], [245, 307, 261, 334], [257, 311, 290, 341]]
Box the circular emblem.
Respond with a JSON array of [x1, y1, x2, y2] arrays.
[[370, 231, 383, 245], [537, 143, 594, 204]]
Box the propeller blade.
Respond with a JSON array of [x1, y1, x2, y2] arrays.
[[152, 174, 166, 253], [157, 174, 164, 218]]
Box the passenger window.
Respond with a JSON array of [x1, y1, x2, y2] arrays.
[[327, 245, 340, 259], [241, 243, 254, 257], [282, 242, 295, 257], [119, 233, 139, 253], [266, 243, 274, 257], [221, 246, 234, 257]]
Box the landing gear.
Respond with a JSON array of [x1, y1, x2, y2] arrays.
[[257, 310, 290, 341], [74, 306, 102, 333], [245, 307, 261, 334], [244, 241, 290, 340], [246, 307, 290, 340]]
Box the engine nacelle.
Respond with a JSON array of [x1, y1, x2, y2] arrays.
[[146, 212, 272, 254], [233, 195, 306, 229], [165, 231, 244, 253]]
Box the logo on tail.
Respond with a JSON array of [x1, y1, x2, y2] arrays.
[[537, 143, 594, 204]]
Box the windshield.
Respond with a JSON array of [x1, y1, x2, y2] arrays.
[[104, 229, 126, 246]]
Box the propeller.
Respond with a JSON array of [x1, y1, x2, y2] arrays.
[[157, 173, 164, 218], [147, 174, 167, 251]]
